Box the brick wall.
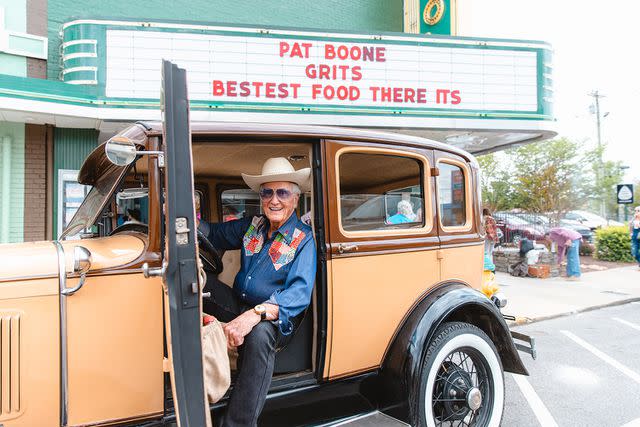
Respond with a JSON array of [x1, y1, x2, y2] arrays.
[[23, 124, 47, 242], [27, 0, 47, 79]]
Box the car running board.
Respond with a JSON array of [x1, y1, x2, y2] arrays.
[[321, 411, 409, 426]]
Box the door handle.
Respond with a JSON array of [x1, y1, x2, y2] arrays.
[[337, 243, 358, 254]]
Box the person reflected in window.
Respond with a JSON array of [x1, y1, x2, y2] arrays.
[[387, 200, 417, 224], [223, 205, 240, 222], [197, 157, 316, 427]]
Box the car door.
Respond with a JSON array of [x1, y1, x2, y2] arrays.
[[323, 139, 440, 378], [433, 150, 483, 283], [161, 60, 210, 427]]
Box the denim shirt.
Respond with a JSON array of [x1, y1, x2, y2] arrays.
[[199, 214, 316, 335]]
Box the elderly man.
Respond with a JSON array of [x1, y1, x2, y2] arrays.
[[198, 157, 316, 426]]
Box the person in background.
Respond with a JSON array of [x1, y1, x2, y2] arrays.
[[544, 227, 582, 281], [630, 206, 640, 269], [482, 208, 499, 262], [387, 199, 417, 224]]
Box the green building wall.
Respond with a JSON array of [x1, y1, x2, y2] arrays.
[[47, 0, 403, 79], [0, 1, 27, 242], [0, 0, 27, 77], [0, 122, 25, 243], [52, 128, 98, 237]]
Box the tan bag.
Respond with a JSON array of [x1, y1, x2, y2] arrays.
[[202, 318, 231, 403]]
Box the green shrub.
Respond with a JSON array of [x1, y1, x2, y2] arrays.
[[594, 227, 634, 262]]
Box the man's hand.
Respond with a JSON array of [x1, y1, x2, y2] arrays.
[[223, 310, 261, 348], [566, 239, 573, 247]]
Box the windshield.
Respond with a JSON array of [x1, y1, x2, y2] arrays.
[[61, 163, 128, 238]]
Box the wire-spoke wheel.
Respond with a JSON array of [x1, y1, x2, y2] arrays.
[[417, 322, 504, 427]]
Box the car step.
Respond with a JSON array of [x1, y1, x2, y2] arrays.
[[324, 411, 409, 426]]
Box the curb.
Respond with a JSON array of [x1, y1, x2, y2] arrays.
[[507, 296, 640, 327]]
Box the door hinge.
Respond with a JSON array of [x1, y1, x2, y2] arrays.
[[157, 152, 165, 167], [431, 167, 440, 177], [437, 249, 444, 260], [162, 357, 171, 372], [175, 217, 190, 246]]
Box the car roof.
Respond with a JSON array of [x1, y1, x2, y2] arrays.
[[139, 121, 476, 162]]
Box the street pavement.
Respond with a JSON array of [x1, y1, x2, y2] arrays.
[[497, 265, 640, 325], [495, 264, 640, 426], [502, 302, 640, 427]]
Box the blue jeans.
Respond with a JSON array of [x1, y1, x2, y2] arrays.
[[566, 239, 581, 277], [632, 228, 640, 264]]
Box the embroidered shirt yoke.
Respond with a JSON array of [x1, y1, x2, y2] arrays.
[[199, 214, 316, 335]]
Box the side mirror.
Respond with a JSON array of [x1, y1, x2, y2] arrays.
[[105, 136, 137, 166]]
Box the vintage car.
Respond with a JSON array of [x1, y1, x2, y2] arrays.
[[0, 62, 533, 427]]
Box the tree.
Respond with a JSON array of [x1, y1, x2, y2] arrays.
[[477, 153, 517, 212], [581, 144, 624, 219], [507, 138, 585, 218]]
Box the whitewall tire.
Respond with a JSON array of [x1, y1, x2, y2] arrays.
[[417, 322, 504, 427]]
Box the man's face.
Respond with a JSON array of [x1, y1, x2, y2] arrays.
[[260, 181, 299, 226]]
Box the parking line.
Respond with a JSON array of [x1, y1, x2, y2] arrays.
[[613, 317, 640, 332], [620, 418, 640, 427], [511, 374, 559, 427], [561, 330, 640, 385]]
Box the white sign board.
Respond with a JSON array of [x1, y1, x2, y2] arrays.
[[105, 29, 538, 112]]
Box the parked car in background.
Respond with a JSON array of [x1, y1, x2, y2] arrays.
[[564, 210, 624, 230], [513, 213, 594, 244], [494, 212, 545, 244], [559, 219, 594, 243]]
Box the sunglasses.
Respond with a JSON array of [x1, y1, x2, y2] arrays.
[[259, 187, 295, 201]]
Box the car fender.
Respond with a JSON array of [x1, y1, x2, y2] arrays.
[[377, 282, 528, 421]]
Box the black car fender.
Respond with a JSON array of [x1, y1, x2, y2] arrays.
[[376, 281, 528, 421]]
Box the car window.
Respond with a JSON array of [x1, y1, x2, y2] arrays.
[[437, 162, 467, 227], [220, 188, 261, 222], [338, 152, 424, 232], [219, 187, 311, 223]]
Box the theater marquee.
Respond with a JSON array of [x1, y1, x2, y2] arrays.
[[97, 23, 550, 119]]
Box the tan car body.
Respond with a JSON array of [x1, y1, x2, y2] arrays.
[[0, 122, 497, 426]]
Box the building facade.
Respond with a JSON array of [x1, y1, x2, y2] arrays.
[[0, 0, 554, 242]]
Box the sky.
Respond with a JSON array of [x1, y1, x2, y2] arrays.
[[457, 0, 639, 181]]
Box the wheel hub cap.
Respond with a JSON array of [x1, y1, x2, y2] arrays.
[[467, 387, 482, 411]]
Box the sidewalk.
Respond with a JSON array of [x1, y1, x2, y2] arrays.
[[496, 265, 640, 325]]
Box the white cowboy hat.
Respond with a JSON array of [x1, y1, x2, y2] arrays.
[[242, 157, 311, 193]]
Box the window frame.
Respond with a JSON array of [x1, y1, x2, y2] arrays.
[[334, 146, 433, 238], [436, 158, 473, 233]]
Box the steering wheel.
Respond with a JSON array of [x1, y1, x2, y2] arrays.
[[197, 229, 224, 275], [109, 222, 149, 236]]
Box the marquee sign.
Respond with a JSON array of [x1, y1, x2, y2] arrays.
[[102, 26, 547, 118]]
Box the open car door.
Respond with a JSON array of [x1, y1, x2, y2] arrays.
[[161, 60, 211, 427]]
